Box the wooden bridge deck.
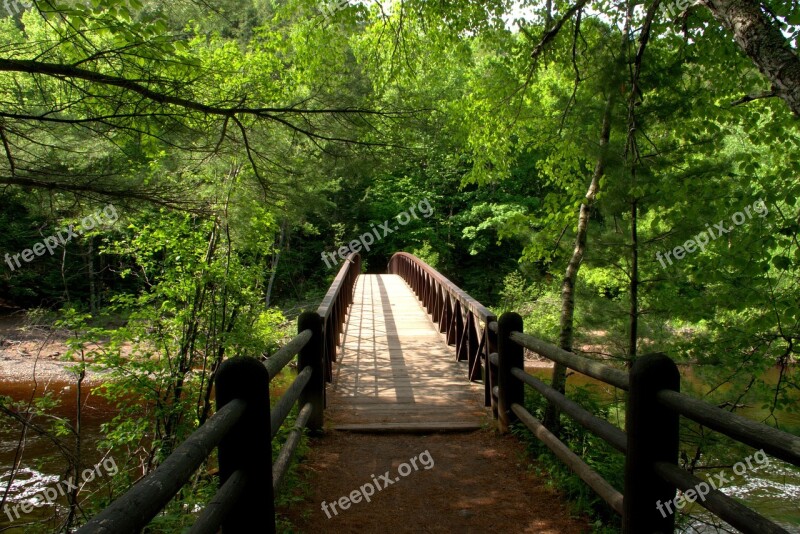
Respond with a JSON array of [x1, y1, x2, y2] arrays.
[[328, 274, 488, 432]]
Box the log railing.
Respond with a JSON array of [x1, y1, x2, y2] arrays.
[[390, 253, 799, 534], [78, 253, 361, 534], [490, 312, 800, 534]]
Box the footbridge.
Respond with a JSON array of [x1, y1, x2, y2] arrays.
[[79, 253, 800, 534]]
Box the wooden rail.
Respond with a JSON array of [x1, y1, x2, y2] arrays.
[[491, 311, 800, 534], [78, 253, 361, 534], [318, 252, 361, 383], [391, 253, 800, 534], [388, 252, 498, 410]]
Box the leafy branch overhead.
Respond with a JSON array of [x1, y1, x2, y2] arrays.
[[524, 0, 800, 117], [0, 0, 421, 206]]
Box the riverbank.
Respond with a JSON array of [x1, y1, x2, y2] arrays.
[[0, 313, 112, 383]]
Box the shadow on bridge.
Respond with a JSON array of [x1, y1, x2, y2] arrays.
[[328, 273, 486, 432]]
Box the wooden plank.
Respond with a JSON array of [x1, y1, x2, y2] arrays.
[[334, 379, 471, 386], [328, 274, 488, 432], [333, 410, 485, 420], [330, 397, 480, 406], [328, 410, 483, 417], [333, 422, 484, 433]]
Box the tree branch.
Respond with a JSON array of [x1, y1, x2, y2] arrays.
[[701, 0, 800, 117], [730, 90, 779, 107], [531, 0, 591, 61], [0, 58, 411, 119]]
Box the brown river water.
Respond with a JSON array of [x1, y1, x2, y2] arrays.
[[0, 379, 117, 532]]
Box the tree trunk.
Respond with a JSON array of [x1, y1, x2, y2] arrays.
[[544, 1, 634, 432], [87, 237, 97, 314], [544, 95, 614, 431], [623, 0, 660, 364], [65, 357, 85, 531], [629, 199, 639, 363], [265, 220, 286, 308], [702, 0, 800, 117]]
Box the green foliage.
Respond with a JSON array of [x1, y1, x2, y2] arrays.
[[512, 388, 625, 533], [0, 0, 798, 530]]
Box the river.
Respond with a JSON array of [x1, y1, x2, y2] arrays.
[[0, 379, 115, 532]]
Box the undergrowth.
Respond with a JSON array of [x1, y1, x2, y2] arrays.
[[511, 387, 625, 533]]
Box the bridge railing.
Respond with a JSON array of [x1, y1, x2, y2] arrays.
[[78, 253, 361, 534], [388, 252, 498, 409], [491, 311, 800, 534], [389, 253, 799, 534], [319, 252, 361, 382]]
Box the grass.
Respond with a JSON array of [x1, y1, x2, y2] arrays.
[[510, 387, 625, 533]]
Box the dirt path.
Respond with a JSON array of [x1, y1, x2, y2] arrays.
[[281, 428, 590, 533]]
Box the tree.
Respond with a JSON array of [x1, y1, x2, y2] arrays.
[[701, 0, 800, 116]]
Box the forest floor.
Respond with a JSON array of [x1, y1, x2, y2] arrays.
[[281, 428, 591, 533]]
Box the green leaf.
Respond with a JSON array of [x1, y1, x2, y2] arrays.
[[772, 256, 792, 270]]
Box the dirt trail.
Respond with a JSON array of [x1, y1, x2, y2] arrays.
[[281, 428, 590, 533]]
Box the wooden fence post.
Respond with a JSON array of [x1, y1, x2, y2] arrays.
[[485, 317, 498, 414], [215, 357, 274, 534], [624, 353, 680, 534], [298, 311, 325, 433], [497, 312, 524, 433]]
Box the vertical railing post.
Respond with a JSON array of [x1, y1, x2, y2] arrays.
[[323, 315, 333, 383], [497, 312, 524, 433], [215, 357, 274, 533], [484, 315, 498, 411], [467, 314, 480, 381], [447, 299, 457, 347], [298, 311, 325, 431], [455, 306, 467, 362], [624, 353, 679, 533], [439, 291, 450, 336]]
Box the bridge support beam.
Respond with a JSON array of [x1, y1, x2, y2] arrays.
[[216, 357, 275, 534], [623, 353, 679, 534], [497, 312, 524, 433]]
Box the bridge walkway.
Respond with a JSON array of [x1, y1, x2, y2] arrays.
[[327, 274, 487, 432]]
